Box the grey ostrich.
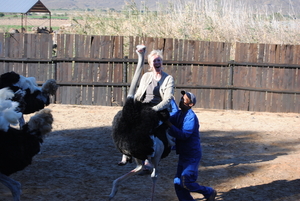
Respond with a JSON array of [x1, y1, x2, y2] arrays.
[[109, 45, 172, 201]]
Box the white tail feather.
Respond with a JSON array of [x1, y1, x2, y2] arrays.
[[0, 88, 22, 131], [0, 87, 15, 100], [3, 108, 22, 125]]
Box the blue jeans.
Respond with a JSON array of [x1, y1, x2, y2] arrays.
[[174, 156, 213, 201]]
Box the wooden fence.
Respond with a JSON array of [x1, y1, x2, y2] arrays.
[[0, 33, 299, 113]]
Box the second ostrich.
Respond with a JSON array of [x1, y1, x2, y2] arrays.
[[109, 45, 172, 201], [0, 71, 58, 127], [0, 88, 54, 201]]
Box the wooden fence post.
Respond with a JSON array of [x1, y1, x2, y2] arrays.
[[228, 61, 234, 110], [122, 56, 128, 106]]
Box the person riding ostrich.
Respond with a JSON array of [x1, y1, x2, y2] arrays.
[[0, 88, 54, 201], [109, 45, 174, 201]]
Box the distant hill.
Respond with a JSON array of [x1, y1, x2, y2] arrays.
[[41, 0, 300, 14]]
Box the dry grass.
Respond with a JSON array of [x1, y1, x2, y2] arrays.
[[64, 0, 300, 45]]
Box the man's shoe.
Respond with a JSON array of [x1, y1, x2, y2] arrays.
[[206, 189, 217, 201]]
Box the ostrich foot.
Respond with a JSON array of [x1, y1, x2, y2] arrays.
[[108, 190, 117, 201]]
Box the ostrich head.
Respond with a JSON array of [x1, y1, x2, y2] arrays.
[[127, 45, 146, 98], [41, 79, 58, 95], [28, 108, 53, 137]]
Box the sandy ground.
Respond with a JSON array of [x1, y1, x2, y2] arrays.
[[0, 104, 300, 201]]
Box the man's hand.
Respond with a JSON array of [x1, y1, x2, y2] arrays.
[[165, 120, 173, 127], [157, 109, 170, 122]]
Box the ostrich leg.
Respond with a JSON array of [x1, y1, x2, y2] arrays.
[[150, 138, 164, 201], [0, 173, 21, 201], [108, 159, 144, 201]]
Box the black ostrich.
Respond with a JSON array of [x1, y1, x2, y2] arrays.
[[0, 88, 54, 201], [0, 71, 58, 127], [109, 45, 172, 201]]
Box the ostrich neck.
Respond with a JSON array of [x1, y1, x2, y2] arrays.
[[127, 53, 145, 98]]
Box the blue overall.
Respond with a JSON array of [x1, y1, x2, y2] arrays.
[[168, 109, 214, 201]]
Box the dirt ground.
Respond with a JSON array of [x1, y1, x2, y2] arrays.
[[0, 104, 299, 201]]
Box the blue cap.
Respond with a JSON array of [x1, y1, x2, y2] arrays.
[[181, 91, 196, 105]]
